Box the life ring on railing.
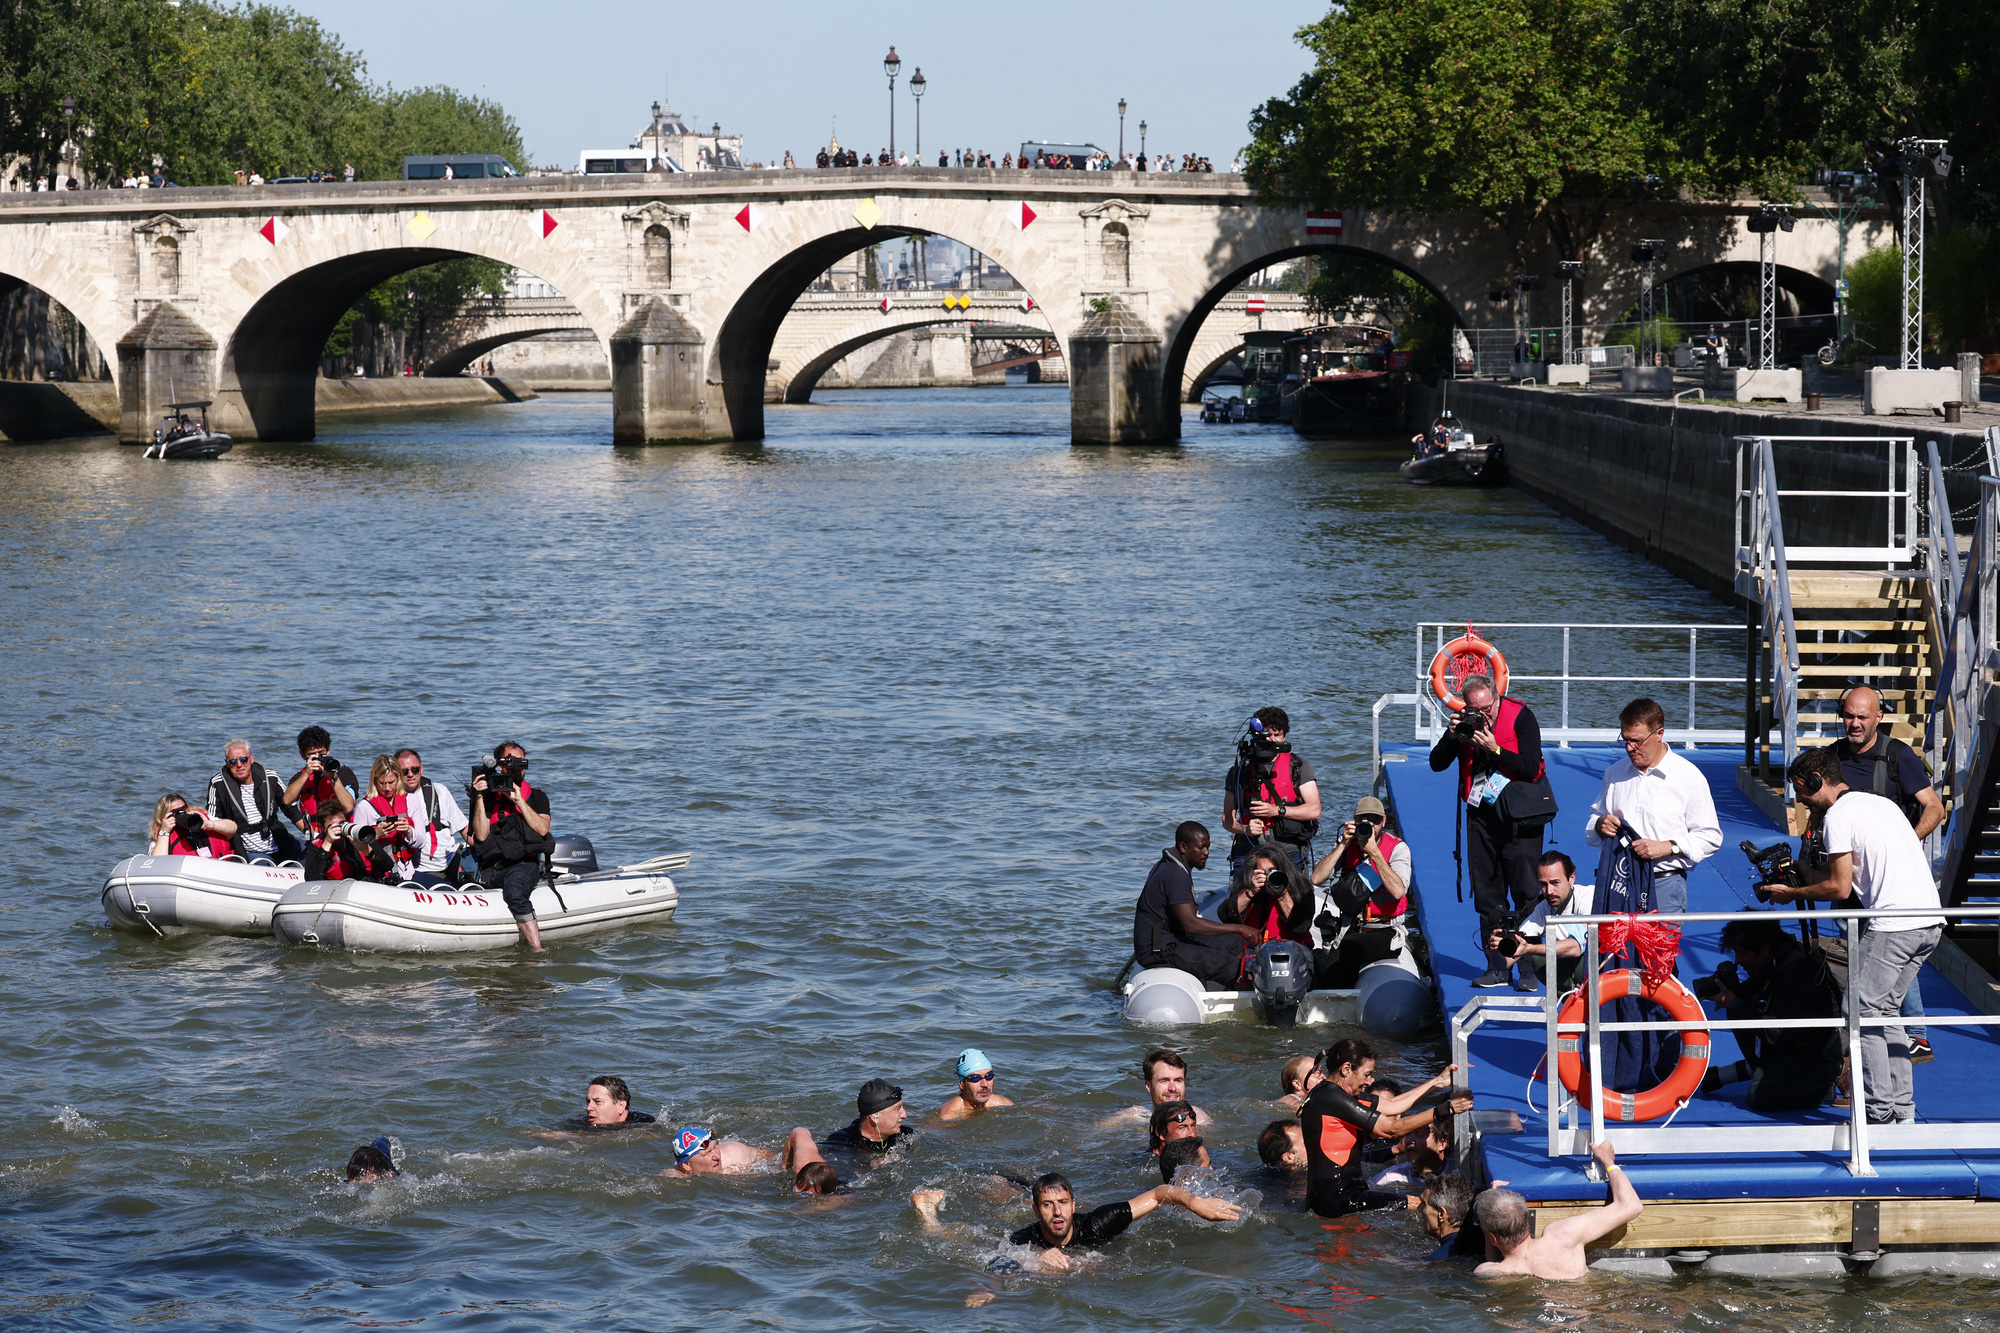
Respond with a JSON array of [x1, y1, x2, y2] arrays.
[[1555, 970, 1710, 1122], [1429, 633, 1509, 712]]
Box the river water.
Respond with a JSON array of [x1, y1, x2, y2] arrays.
[[2, 386, 1969, 1330]]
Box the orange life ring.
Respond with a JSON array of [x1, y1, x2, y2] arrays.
[[1429, 634, 1509, 712], [1555, 970, 1711, 1122]]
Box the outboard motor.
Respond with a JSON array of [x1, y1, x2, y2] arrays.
[[549, 833, 598, 876], [1249, 939, 1314, 1027]]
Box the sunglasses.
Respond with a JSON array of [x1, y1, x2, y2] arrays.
[[963, 1071, 995, 1084], [227, 756, 253, 766], [1166, 1110, 1196, 1125], [399, 765, 422, 774]]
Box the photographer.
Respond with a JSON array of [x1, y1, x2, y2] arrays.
[[1311, 797, 1412, 987], [348, 756, 421, 881], [301, 811, 395, 883], [1759, 745, 1942, 1124], [1218, 847, 1315, 950], [149, 793, 236, 858], [1486, 852, 1596, 993], [282, 726, 358, 836], [468, 739, 554, 952], [1694, 917, 1842, 1112], [1222, 707, 1322, 874], [1428, 675, 1548, 990]]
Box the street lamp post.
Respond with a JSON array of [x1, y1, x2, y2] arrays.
[[61, 94, 77, 186], [1139, 120, 1147, 161], [910, 67, 925, 161], [1118, 98, 1127, 159], [883, 47, 901, 159]]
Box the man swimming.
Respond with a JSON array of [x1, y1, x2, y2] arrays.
[[781, 1127, 840, 1195], [538, 1075, 658, 1138], [344, 1137, 396, 1182], [939, 1048, 1015, 1121], [667, 1126, 777, 1175], [820, 1078, 915, 1165], [1276, 1053, 1319, 1111], [1476, 1141, 1643, 1279], [911, 1172, 1241, 1275], [1101, 1049, 1211, 1127], [1148, 1100, 1211, 1169], [1257, 1120, 1308, 1170]]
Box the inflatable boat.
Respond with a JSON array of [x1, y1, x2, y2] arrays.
[[271, 846, 689, 952], [101, 855, 305, 937]]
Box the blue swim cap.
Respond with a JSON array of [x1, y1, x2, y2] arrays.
[[672, 1127, 713, 1165], [956, 1048, 993, 1079]]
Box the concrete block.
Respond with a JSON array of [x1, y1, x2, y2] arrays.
[[1728, 367, 1803, 403], [1544, 364, 1589, 386], [1620, 366, 1675, 395], [1863, 366, 1960, 415], [1962, 352, 1984, 408]]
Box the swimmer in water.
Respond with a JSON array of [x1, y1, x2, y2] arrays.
[[912, 1172, 1241, 1277], [1099, 1049, 1211, 1128], [938, 1048, 1015, 1121], [1158, 1137, 1206, 1184], [666, 1126, 777, 1175], [1257, 1119, 1308, 1170], [1147, 1100, 1211, 1168], [538, 1074, 658, 1138], [1276, 1053, 1320, 1111], [345, 1137, 396, 1182], [819, 1078, 914, 1165], [781, 1127, 841, 1195]]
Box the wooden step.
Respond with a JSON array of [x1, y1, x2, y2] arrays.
[[1794, 620, 1929, 632], [1794, 642, 1930, 655]]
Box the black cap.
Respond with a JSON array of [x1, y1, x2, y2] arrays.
[[857, 1078, 903, 1117]]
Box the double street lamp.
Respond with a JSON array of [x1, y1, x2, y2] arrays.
[[884, 47, 901, 159]]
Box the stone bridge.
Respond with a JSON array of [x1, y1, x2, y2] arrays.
[[426, 295, 592, 376], [0, 170, 1887, 444]]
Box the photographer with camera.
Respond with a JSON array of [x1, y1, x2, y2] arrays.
[[300, 810, 395, 883], [1759, 745, 1942, 1124], [1693, 916, 1842, 1111], [348, 755, 424, 882], [1218, 847, 1316, 952], [1310, 797, 1412, 987], [148, 792, 236, 858], [1428, 675, 1550, 990], [468, 740, 554, 952], [282, 726, 358, 837], [1485, 852, 1596, 993], [1222, 707, 1322, 875]]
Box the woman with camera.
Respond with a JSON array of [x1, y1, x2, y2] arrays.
[[348, 755, 420, 880], [148, 793, 236, 859], [300, 811, 396, 883], [1219, 848, 1315, 950]]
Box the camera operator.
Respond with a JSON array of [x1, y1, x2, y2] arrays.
[[301, 811, 395, 882], [1428, 675, 1547, 990], [468, 739, 554, 952], [206, 738, 299, 863], [1310, 797, 1412, 987], [1486, 852, 1596, 993], [1218, 847, 1315, 949], [1222, 707, 1322, 875], [1759, 745, 1942, 1124], [1694, 917, 1842, 1111], [149, 792, 236, 858], [282, 726, 358, 837]]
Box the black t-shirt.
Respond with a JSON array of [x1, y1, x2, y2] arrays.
[[1300, 1081, 1380, 1183], [558, 1110, 657, 1132], [1133, 850, 1198, 957], [821, 1117, 915, 1162], [1009, 1201, 1135, 1250], [1833, 734, 1932, 823]]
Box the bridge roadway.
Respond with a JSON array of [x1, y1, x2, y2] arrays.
[[0, 169, 1884, 444], [437, 289, 1310, 402]]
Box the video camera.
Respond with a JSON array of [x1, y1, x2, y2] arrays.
[[1739, 839, 1802, 904], [1691, 960, 1742, 1002], [471, 753, 527, 804], [1237, 718, 1289, 773], [1490, 908, 1528, 959]]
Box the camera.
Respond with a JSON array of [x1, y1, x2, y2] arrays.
[[1739, 840, 1803, 904], [1490, 909, 1526, 958], [1691, 961, 1742, 1001], [1353, 813, 1383, 843], [1449, 713, 1482, 744], [315, 756, 341, 778], [171, 809, 206, 838]]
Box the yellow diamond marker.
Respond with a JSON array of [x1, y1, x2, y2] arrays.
[[406, 211, 439, 242], [852, 198, 884, 230]]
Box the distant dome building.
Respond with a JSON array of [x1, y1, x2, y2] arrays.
[[636, 101, 742, 172]]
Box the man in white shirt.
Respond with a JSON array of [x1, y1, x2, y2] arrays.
[[1489, 851, 1598, 993], [350, 747, 467, 885], [1761, 745, 1942, 1123], [1584, 697, 1722, 913]]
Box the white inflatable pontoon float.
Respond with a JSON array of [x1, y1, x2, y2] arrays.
[[271, 852, 688, 952], [1122, 953, 1438, 1038], [102, 855, 306, 937]]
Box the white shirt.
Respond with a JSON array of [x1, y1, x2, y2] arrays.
[[1584, 749, 1722, 873], [350, 783, 467, 876], [1522, 881, 1598, 949], [1821, 791, 1943, 932], [236, 780, 275, 854]]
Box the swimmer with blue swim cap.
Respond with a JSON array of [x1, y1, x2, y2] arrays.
[[345, 1136, 397, 1182], [939, 1047, 1015, 1122], [668, 1125, 776, 1175]]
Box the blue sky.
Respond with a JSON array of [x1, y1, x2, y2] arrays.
[[285, 0, 1327, 168]]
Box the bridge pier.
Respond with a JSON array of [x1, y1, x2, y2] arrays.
[[1069, 298, 1173, 444], [610, 299, 708, 443], [116, 303, 217, 444]]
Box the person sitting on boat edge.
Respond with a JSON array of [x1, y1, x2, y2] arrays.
[[301, 811, 394, 883], [206, 738, 300, 863], [395, 748, 467, 885], [939, 1048, 1014, 1121], [1221, 706, 1322, 876], [1219, 846, 1316, 961], [1475, 1141, 1643, 1279], [1299, 1038, 1471, 1218], [468, 740, 553, 953], [283, 725, 359, 837], [1132, 822, 1259, 990], [1311, 796, 1412, 987], [348, 756, 422, 881], [820, 1078, 915, 1163], [150, 792, 236, 859]]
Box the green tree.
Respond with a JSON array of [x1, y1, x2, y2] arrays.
[[328, 256, 510, 368], [346, 84, 525, 181], [1245, 0, 1655, 260], [1298, 257, 1455, 368]]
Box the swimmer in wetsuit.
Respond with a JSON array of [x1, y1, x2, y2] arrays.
[[1299, 1038, 1472, 1218], [911, 1171, 1241, 1277], [819, 1078, 915, 1166]]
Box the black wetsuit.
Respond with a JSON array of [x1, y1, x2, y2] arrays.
[[1426, 1224, 1487, 1260], [559, 1110, 657, 1132], [1008, 1201, 1135, 1249], [1299, 1083, 1405, 1218], [821, 1118, 915, 1163]]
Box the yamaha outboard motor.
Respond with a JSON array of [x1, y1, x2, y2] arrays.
[[549, 833, 598, 876], [1249, 938, 1314, 1027]]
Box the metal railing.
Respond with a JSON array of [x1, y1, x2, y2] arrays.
[[1409, 622, 1746, 747], [1732, 434, 1919, 570], [1931, 475, 2000, 905], [1450, 903, 1995, 1179]]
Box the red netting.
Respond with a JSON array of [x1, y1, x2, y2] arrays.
[[1446, 651, 1489, 696], [1597, 913, 1683, 986]]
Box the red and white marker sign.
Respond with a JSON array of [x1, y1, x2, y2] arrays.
[[1246, 295, 1267, 314], [1305, 209, 1342, 235], [258, 216, 290, 245], [541, 210, 559, 238], [879, 296, 894, 313], [1020, 295, 1036, 313], [735, 203, 764, 232], [1007, 201, 1037, 230]]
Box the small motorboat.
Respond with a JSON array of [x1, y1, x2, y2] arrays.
[[271, 841, 688, 952], [1399, 410, 1506, 486], [102, 855, 306, 937], [143, 401, 232, 459], [1199, 389, 1248, 423]]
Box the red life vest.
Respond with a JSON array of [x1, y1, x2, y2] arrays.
[[1456, 697, 1545, 800], [1251, 753, 1302, 806], [299, 770, 342, 829], [168, 828, 233, 859], [365, 792, 417, 865], [1337, 831, 1409, 920]]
